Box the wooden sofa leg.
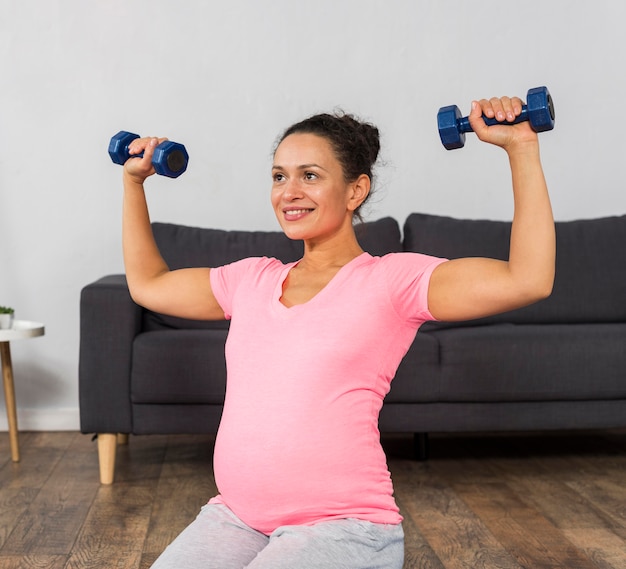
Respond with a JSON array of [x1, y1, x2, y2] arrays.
[[98, 433, 117, 485], [414, 432, 429, 461]]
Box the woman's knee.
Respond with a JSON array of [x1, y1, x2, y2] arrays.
[[150, 504, 268, 569], [248, 519, 404, 569]]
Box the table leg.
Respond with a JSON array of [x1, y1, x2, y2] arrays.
[[0, 341, 20, 462]]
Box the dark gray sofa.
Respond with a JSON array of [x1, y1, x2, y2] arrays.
[[79, 213, 626, 483]]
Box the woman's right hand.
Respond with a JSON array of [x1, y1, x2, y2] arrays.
[[123, 136, 168, 184]]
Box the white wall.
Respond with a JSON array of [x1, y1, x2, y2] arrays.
[[1, 0, 624, 431]]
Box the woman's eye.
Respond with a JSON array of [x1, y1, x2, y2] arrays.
[[273, 173, 285, 182], [304, 172, 317, 180]]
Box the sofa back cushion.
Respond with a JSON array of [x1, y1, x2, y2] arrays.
[[403, 213, 626, 324], [152, 222, 303, 268], [153, 216, 402, 268]]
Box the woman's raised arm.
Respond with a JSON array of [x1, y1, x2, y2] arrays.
[[428, 95, 556, 322], [122, 137, 225, 321]]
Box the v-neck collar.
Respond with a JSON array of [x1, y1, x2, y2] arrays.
[[274, 252, 372, 312]]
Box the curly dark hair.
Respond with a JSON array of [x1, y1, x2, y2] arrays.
[[276, 111, 380, 221]]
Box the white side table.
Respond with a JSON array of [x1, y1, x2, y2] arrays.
[[0, 320, 45, 462]]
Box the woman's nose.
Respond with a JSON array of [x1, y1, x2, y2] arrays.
[[281, 179, 304, 201]]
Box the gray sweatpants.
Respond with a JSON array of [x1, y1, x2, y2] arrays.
[[150, 503, 405, 569]]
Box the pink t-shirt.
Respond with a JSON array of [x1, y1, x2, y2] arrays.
[[208, 252, 445, 535]]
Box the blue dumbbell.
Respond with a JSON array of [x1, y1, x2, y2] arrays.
[[437, 86, 555, 150], [108, 131, 189, 178]]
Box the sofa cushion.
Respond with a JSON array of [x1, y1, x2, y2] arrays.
[[385, 332, 441, 403], [432, 323, 626, 402], [131, 330, 227, 404], [152, 223, 302, 269], [354, 217, 403, 256], [403, 213, 626, 324]]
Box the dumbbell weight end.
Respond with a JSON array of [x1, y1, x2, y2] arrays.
[[108, 131, 140, 165], [152, 141, 189, 177]]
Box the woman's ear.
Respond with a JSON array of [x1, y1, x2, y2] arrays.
[[347, 174, 371, 212]]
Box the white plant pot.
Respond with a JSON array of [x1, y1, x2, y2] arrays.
[[0, 314, 14, 329]]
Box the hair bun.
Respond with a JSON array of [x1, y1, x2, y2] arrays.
[[356, 120, 381, 165]]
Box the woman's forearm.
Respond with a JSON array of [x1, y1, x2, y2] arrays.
[[122, 173, 170, 302], [507, 142, 556, 300]]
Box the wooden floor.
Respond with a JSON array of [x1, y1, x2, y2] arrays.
[[0, 430, 625, 568]]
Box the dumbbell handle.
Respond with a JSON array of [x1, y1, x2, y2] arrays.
[[457, 105, 532, 133]]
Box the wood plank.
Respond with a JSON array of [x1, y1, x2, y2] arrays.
[[483, 434, 626, 569], [0, 432, 75, 490], [0, 555, 67, 569], [65, 480, 156, 569], [385, 436, 446, 569], [394, 493, 445, 569], [424, 434, 607, 568], [1, 433, 99, 555], [565, 478, 626, 532], [0, 432, 79, 552], [391, 459, 524, 569], [141, 435, 218, 563], [495, 447, 625, 536], [561, 527, 626, 569], [64, 435, 168, 569], [109, 434, 169, 484], [0, 487, 39, 548], [445, 481, 596, 569]]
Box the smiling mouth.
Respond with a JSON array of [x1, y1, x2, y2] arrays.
[[283, 208, 314, 220]]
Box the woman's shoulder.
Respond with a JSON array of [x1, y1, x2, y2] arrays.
[[369, 251, 447, 270], [215, 256, 291, 279]]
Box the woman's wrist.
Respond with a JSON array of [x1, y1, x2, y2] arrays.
[[123, 169, 148, 190], [505, 138, 541, 164]]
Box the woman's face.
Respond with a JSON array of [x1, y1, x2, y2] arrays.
[[271, 133, 365, 243]]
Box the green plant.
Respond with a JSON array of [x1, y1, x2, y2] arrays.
[[0, 306, 14, 314]]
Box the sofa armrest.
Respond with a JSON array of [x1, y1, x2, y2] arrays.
[[79, 275, 143, 434]]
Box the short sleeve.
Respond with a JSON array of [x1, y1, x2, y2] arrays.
[[210, 257, 273, 320], [380, 252, 447, 326]]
